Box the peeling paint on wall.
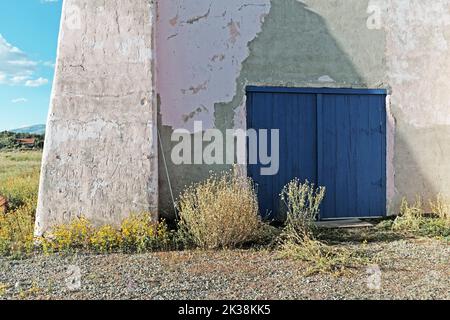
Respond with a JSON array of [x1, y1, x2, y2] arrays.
[[156, 0, 271, 130]]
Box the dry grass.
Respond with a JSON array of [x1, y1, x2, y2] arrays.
[[0, 151, 41, 257], [393, 197, 450, 239], [0, 201, 36, 256], [280, 179, 325, 239], [279, 238, 372, 276], [0, 151, 174, 257], [0, 152, 41, 211], [42, 213, 172, 254], [429, 194, 450, 221], [0, 151, 41, 183], [278, 180, 372, 276], [0, 283, 8, 298], [392, 198, 425, 232], [178, 168, 264, 249]]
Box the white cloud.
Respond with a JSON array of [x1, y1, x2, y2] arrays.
[[7, 60, 38, 67], [10, 75, 29, 84], [25, 77, 48, 87], [0, 34, 35, 85], [11, 98, 28, 104], [0, 34, 50, 86]]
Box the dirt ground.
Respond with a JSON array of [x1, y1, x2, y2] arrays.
[[0, 234, 448, 300]]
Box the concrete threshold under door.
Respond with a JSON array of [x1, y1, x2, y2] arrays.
[[315, 219, 376, 229]]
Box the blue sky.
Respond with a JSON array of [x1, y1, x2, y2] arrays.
[[0, 0, 62, 131]]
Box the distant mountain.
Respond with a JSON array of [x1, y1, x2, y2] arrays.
[[11, 124, 46, 135]]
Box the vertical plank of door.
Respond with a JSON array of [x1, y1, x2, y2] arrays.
[[380, 95, 387, 216], [317, 94, 324, 219], [246, 91, 253, 179]]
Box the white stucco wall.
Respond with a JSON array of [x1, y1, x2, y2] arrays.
[[35, 0, 158, 235]]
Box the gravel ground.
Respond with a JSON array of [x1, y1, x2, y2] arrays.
[[0, 238, 448, 300]]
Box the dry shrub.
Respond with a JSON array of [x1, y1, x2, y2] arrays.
[[0, 201, 35, 257], [178, 169, 263, 249], [393, 197, 450, 238], [280, 179, 325, 240], [120, 213, 171, 253], [280, 237, 371, 276], [393, 197, 425, 232], [429, 194, 450, 221], [90, 225, 122, 253], [43, 213, 171, 254], [0, 283, 7, 298], [278, 180, 371, 275], [0, 168, 39, 257], [0, 168, 39, 212], [46, 217, 94, 252]]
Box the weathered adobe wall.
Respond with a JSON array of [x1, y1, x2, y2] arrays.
[[38, 0, 450, 230], [381, 0, 450, 212], [157, 0, 450, 216], [35, 0, 158, 236]]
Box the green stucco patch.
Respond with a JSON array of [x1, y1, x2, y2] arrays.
[[215, 0, 386, 131]]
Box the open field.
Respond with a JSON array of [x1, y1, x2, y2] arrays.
[[0, 151, 42, 257], [0, 151, 42, 183]]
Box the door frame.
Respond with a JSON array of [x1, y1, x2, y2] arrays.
[[247, 86, 386, 96]]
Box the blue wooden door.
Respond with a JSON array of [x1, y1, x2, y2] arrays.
[[247, 87, 387, 220], [317, 93, 386, 219], [247, 91, 318, 219]]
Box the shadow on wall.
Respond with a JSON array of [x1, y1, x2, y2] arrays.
[[215, 0, 371, 131], [158, 99, 230, 219], [158, 0, 436, 219], [393, 110, 440, 212]]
